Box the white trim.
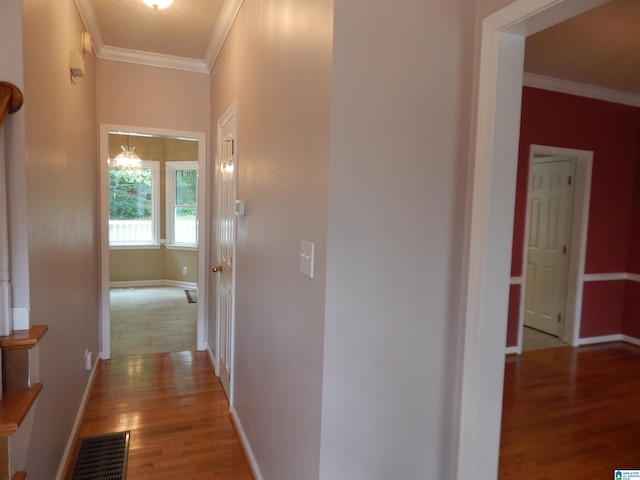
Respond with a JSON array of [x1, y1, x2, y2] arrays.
[[97, 46, 209, 73], [230, 406, 264, 480], [99, 124, 207, 359], [165, 160, 198, 247], [505, 346, 519, 355], [523, 72, 640, 107], [11, 307, 29, 331], [204, 0, 245, 70], [164, 244, 197, 251], [510, 276, 523, 285], [577, 334, 623, 346], [205, 342, 218, 373], [109, 244, 161, 250], [459, 1, 609, 478], [75, 0, 243, 73], [73, 0, 105, 54], [622, 335, 640, 347], [583, 272, 633, 282], [55, 357, 101, 480], [109, 279, 197, 289]]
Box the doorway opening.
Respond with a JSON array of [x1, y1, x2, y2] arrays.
[[99, 124, 208, 359], [517, 145, 593, 353], [457, 0, 607, 478]]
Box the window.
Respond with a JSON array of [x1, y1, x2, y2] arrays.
[[166, 161, 198, 247], [109, 161, 160, 247]]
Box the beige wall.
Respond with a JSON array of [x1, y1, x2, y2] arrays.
[[97, 60, 210, 133], [110, 248, 197, 283], [18, 0, 99, 476], [210, 0, 333, 478]]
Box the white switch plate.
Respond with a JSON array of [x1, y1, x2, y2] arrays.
[[299, 240, 314, 278]]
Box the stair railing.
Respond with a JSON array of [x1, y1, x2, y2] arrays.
[[0, 82, 24, 338]]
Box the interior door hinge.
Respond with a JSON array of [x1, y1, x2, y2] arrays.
[[557, 313, 561, 322], [568, 176, 572, 185], [563, 245, 567, 254]]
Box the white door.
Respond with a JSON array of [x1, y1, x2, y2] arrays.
[[213, 111, 236, 399], [524, 158, 575, 336]]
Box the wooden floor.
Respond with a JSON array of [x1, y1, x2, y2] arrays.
[[64, 351, 253, 479], [499, 342, 640, 478]]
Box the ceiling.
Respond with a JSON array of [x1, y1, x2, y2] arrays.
[[74, 0, 242, 72], [525, 0, 640, 95], [76, 0, 638, 95]]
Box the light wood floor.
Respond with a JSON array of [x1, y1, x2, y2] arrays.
[[499, 342, 640, 478], [110, 286, 197, 358], [65, 351, 253, 479]]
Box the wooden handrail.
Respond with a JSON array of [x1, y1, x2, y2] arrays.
[[0, 82, 23, 129]]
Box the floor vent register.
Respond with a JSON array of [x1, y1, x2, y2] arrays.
[[71, 431, 130, 480]]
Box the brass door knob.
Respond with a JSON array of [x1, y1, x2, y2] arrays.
[[212, 266, 223, 272]]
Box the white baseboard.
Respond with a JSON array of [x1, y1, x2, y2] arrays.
[[577, 334, 623, 346], [230, 405, 264, 480], [55, 356, 101, 480], [622, 335, 640, 347], [205, 343, 218, 375], [110, 279, 197, 289], [505, 346, 519, 355]]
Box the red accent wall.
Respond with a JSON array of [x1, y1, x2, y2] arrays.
[[507, 87, 640, 347], [506, 284, 520, 347]]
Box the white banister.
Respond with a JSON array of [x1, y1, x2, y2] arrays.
[[0, 82, 24, 338], [0, 129, 11, 336]]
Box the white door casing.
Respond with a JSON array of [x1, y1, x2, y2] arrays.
[[214, 106, 237, 401], [524, 157, 575, 336], [98, 124, 207, 359], [458, 1, 605, 478]]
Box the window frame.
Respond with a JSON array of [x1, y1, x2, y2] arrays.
[[108, 160, 160, 249], [165, 161, 199, 249]]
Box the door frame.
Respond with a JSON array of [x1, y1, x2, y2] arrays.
[[516, 145, 592, 353], [98, 124, 208, 359], [456, 0, 607, 477], [213, 104, 238, 402]]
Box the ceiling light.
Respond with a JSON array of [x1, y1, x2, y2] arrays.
[[111, 138, 142, 170], [141, 0, 174, 9]]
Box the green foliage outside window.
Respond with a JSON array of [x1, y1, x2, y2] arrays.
[[109, 167, 152, 220], [176, 169, 197, 218]]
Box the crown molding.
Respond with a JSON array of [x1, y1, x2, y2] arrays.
[[204, 0, 244, 71], [97, 46, 209, 73], [74, 0, 105, 53], [74, 0, 242, 73], [523, 72, 640, 107]]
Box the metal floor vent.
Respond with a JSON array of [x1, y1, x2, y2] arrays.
[[71, 431, 130, 480]]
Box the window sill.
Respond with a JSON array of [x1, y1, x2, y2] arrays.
[[110, 244, 161, 250], [165, 244, 197, 251]]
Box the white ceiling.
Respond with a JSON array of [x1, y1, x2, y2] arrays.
[[74, 0, 242, 72], [76, 0, 637, 96]]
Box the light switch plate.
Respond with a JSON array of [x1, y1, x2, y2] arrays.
[[299, 240, 314, 278]]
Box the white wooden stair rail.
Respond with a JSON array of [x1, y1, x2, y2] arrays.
[[0, 82, 23, 338]]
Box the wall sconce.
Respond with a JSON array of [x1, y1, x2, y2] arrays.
[[70, 32, 92, 83], [69, 50, 84, 80]]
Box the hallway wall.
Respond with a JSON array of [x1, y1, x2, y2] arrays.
[[19, 0, 99, 476], [321, 0, 475, 478], [209, 1, 332, 478]]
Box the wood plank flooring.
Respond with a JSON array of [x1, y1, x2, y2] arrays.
[[499, 342, 640, 478], [66, 351, 253, 479]]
